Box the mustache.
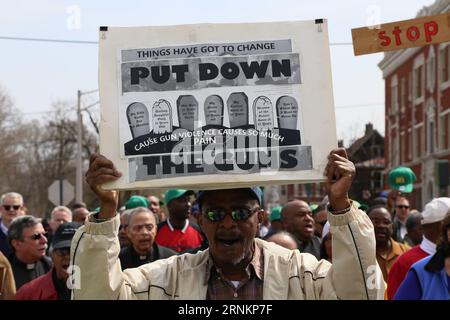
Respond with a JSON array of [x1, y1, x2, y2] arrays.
[[215, 231, 243, 241]]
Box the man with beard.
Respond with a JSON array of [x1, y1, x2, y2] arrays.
[[119, 207, 177, 270], [7, 216, 52, 290], [281, 200, 321, 259], [15, 222, 81, 299], [367, 205, 409, 281], [70, 148, 384, 300], [155, 189, 206, 253]]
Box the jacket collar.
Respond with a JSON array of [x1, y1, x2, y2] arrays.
[[177, 239, 291, 299]]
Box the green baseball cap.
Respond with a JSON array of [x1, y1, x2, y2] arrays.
[[388, 166, 416, 193], [269, 205, 282, 222], [164, 189, 194, 205], [125, 195, 149, 209]]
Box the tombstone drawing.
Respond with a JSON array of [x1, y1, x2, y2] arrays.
[[204, 95, 224, 126], [152, 99, 173, 134], [227, 92, 248, 128], [253, 96, 274, 130], [177, 95, 198, 131], [126, 102, 150, 139], [276, 96, 298, 130]]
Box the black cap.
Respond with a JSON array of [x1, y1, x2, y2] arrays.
[[52, 222, 81, 250]]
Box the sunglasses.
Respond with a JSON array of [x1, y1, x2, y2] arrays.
[[204, 208, 258, 222], [3, 205, 21, 211], [29, 232, 48, 241], [396, 205, 410, 209]]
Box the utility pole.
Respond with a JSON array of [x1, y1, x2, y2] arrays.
[[76, 90, 82, 203], [76, 89, 99, 204]]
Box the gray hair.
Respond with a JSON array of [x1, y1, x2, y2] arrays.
[[51, 206, 72, 221], [7, 215, 41, 247], [127, 207, 156, 226], [1, 192, 24, 206]]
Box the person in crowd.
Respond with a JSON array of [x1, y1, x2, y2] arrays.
[[403, 211, 423, 247], [264, 206, 283, 238], [147, 194, 166, 223], [320, 221, 332, 263], [386, 197, 450, 299], [72, 207, 89, 225], [71, 202, 87, 211], [392, 196, 411, 242], [155, 189, 206, 253], [367, 205, 409, 281], [119, 207, 177, 270], [0, 192, 26, 257], [119, 210, 131, 248], [49, 206, 72, 233], [281, 200, 321, 259], [395, 212, 450, 300], [15, 222, 81, 300], [265, 231, 298, 250], [0, 250, 16, 300], [70, 148, 384, 300], [258, 210, 270, 238], [126, 195, 149, 210], [7, 216, 52, 289], [312, 204, 328, 238]]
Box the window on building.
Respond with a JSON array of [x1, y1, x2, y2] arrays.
[[426, 46, 436, 92], [414, 66, 423, 99], [427, 121, 435, 154], [400, 77, 406, 112], [400, 133, 405, 163], [408, 71, 412, 102], [445, 113, 450, 150], [391, 76, 398, 114], [439, 45, 449, 84], [408, 130, 412, 161], [414, 125, 423, 159]]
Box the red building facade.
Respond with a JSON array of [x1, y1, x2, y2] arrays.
[[378, 0, 450, 209]]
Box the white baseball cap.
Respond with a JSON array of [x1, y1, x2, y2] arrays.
[[421, 197, 450, 225]]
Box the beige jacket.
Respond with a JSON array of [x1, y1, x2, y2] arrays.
[[71, 203, 385, 300], [0, 251, 16, 300]]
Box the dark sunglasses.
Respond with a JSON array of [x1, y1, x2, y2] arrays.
[[204, 208, 258, 222], [29, 232, 48, 241], [3, 205, 21, 211], [396, 205, 410, 209]]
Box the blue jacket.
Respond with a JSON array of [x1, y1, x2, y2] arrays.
[[395, 254, 450, 300]]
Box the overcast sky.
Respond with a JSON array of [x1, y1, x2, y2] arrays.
[[0, 0, 436, 145]]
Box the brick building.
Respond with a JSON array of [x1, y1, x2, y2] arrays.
[[378, 0, 450, 209]]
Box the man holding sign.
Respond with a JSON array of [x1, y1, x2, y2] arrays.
[[70, 148, 384, 300]]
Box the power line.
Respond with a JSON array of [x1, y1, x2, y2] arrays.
[[0, 35, 354, 46], [335, 102, 384, 109], [0, 35, 98, 45]]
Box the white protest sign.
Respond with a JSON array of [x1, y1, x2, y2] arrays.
[[99, 20, 338, 190]]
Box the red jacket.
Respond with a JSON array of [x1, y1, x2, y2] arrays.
[[15, 268, 57, 300], [386, 245, 429, 299]]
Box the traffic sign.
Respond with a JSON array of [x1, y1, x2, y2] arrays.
[[48, 179, 74, 206]]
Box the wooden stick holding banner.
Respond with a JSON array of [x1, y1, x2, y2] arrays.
[[351, 12, 450, 56]]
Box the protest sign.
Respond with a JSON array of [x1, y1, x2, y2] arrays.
[[98, 20, 337, 190], [352, 12, 450, 56]]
